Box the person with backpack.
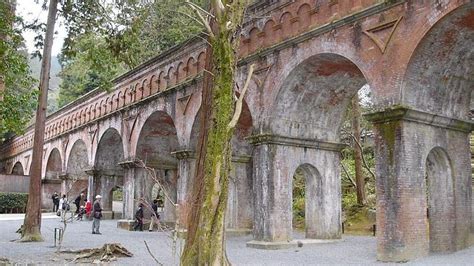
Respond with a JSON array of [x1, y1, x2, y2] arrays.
[[134, 203, 144, 231], [92, 195, 103, 234]]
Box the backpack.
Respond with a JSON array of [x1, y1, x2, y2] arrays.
[[62, 202, 70, 211]]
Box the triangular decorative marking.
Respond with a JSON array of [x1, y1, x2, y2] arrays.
[[128, 115, 139, 142], [24, 154, 30, 173], [363, 16, 403, 54], [178, 93, 194, 115]]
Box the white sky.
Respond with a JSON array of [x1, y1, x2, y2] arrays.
[[16, 0, 66, 56]]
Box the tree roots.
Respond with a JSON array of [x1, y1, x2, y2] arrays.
[[60, 243, 133, 263]]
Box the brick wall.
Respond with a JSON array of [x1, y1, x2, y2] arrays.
[[0, 174, 29, 193]]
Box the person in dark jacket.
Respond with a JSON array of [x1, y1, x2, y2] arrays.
[[52, 192, 59, 212], [92, 195, 102, 234], [134, 203, 144, 231], [74, 193, 85, 214]]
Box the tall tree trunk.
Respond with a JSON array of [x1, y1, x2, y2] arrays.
[[352, 94, 366, 205], [181, 1, 249, 264], [21, 0, 58, 242]]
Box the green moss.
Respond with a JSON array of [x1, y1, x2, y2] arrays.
[[377, 121, 400, 164]]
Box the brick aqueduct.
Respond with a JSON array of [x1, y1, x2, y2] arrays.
[[1, 0, 473, 262]]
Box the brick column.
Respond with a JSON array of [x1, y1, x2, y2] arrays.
[[172, 150, 196, 206], [366, 107, 473, 262], [248, 134, 344, 246], [119, 160, 139, 220], [84, 168, 97, 203]]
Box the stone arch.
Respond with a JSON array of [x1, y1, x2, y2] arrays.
[[118, 91, 125, 109], [140, 79, 148, 99], [94, 128, 125, 212], [297, 3, 311, 30], [45, 148, 62, 179], [291, 163, 325, 239], [158, 71, 166, 91], [197, 52, 206, 72], [111, 94, 118, 111], [248, 27, 260, 52], [177, 61, 186, 83], [66, 139, 89, 180], [135, 111, 179, 223], [11, 161, 24, 175], [149, 75, 157, 95], [267, 53, 367, 141], [42, 148, 63, 209], [263, 19, 276, 46], [167, 66, 176, 88], [402, 3, 473, 120], [424, 147, 456, 253], [279, 11, 293, 39], [186, 57, 197, 77]]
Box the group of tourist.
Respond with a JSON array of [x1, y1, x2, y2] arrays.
[[51, 192, 103, 234], [52, 192, 161, 234]]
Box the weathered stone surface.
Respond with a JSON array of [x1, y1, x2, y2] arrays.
[[0, 0, 473, 262]]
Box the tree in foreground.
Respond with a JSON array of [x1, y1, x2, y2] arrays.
[[181, 0, 252, 264], [0, 0, 37, 139], [21, 0, 58, 242]]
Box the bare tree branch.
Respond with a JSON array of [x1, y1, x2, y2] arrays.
[[340, 162, 356, 188], [144, 240, 163, 265], [185, 1, 215, 38], [227, 64, 255, 130], [348, 132, 376, 180]]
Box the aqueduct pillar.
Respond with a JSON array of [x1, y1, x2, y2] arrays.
[[366, 107, 472, 261], [248, 134, 344, 247]]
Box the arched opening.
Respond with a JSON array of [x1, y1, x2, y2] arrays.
[[425, 147, 455, 253], [66, 140, 89, 204], [42, 148, 63, 210], [95, 128, 125, 214], [403, 4, 473, 120], [268, 53, 367, 141], [45, 148, 61, 179], [401, 4, 473, 255], [11, 162, 24, 175], [189, 101, 254, 230], [260, 53, 371, 242], [136, 111, 178, 223], [291, 164, 323, 239], [111, 185, 124, 218]]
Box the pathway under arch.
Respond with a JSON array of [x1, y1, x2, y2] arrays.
[[41, 148, 62, 210], [94, 128, 125, 218]]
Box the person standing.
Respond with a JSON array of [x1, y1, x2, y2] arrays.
[[134, 203, 144, 231], [74, 192, 85, 213], [52, 192, 59, 212], [58, 194, 68, 216], [92, 195, 102, 234], [148, 199, 160, 231]]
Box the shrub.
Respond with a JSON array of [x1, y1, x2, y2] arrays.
[[0, 192, 28, 213]]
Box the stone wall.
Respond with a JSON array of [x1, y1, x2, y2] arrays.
[[0, 174, 29, 193]]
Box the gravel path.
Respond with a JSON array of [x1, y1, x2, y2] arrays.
[[0, 216, 473, 265]]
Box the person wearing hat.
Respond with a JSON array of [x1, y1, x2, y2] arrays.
[[92, 195, 103, 234]]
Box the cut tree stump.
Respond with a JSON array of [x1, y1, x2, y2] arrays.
[[60, 243, 133, 263]]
